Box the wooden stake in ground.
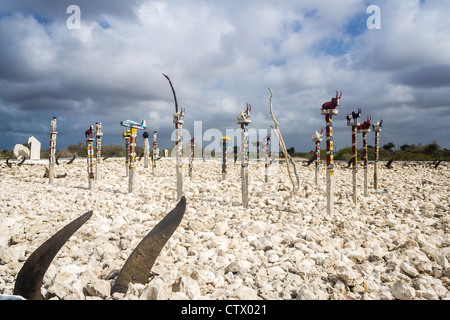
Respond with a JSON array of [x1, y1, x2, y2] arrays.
[[321, 90, 342, 215], [263, 135, 271, 183], [268, 88, 298, 195], [357, 115, 372, 197], [189, 137, 194, 178], [346, 108, 361, 204], [85, 125, 95, 190], [163, 73, 185, 201], [351, 124, 358, 203], [312, 129, 323, 186], [237, 104, 252, 208], [323, 111, 337, 214], [222, 136, 231, 181], [49, 117, 57, 185], [173, 112, 184, 200], [143, 131, 150, 168], [121, 120, 147, 193], [95, 122, 103, 180], [152, 131, 158, 175], [122, 130, 131, 177], [372, 120, 382, 190]]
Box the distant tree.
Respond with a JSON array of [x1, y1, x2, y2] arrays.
[[252, 141, 262, 160], [102, 145, 125, 157], [287, 147, 295, 156], [66, 142, 86, 157], [424, 141, 440, 156], [400, 144, 414, 151], [382, 142, 395, 152]]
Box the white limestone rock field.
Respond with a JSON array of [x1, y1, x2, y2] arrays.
[[0, 158, 449, 300]]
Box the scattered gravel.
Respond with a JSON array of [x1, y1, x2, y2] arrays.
[[0, 158, 449, 300]]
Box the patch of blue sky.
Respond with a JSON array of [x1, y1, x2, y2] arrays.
[[33, 14, 54, 26], [202, 79, 224, 91], [270, 59, 287, 67], [99, 20, 111, 29], [313, 37, 349, 57], [262, 37, 283, 53], [313, 10, 369, 57], [303, 9, 318, 19], [283, 19, 302, 33], [0, 12, 12, 19], [262, 19, 302, 54], [344, 12, 368, 37]]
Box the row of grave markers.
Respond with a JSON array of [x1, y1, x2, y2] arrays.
[[46, 89, 383, 212], [319, 96, 384, 215]]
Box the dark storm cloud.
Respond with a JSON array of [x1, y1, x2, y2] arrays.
[[392, 65, 450, 89], [0, 0, 449, 153], [0, 0, 143, 21]]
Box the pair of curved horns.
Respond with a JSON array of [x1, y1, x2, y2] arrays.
[[13, 197, 186, 300], [6, 158, 25, 168], [162, 73, 179, 114]]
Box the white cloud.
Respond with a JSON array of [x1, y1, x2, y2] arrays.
[[0, 0, 449, 152]]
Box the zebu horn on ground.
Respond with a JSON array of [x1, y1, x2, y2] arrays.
[[162, 73, 179, 113], [66, 155, 75, 164], [111, 196, 186, 295], [13, 211, 93, 300]]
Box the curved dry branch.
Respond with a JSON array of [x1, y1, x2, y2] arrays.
[[269, 88, 298, 193]]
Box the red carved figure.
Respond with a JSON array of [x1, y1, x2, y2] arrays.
[[357, 116, 372, 131], [322, 91, 342, 110], [85, 125, 94, 139]]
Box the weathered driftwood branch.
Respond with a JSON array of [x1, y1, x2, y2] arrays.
[[270, 126, 300, 189], [268, 88, 298, 194]]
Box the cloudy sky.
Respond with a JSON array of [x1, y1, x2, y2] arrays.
[[1, 0, 449, 154]]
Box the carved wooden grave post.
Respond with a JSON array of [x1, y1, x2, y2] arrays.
[[85, 125, 95, 190], [372, 120, 383, 191], [312, 130, 323, 186], [346, 109, 361, 204], [121, 120, 147, 193], [189, 137, 194, 178], [222, 136, 231, 181], [357, 116, 371, 197], [49, 117, 57, 185], [122, 130, 131, 177], [95, 122, 103, 181], [237, 104, 251, 208], [152, 131, 158, 175], [357, 128, 370, 197], [264, 135, 271, 183], [173, 111, 184, 200], [143, 131, 150, 169]]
